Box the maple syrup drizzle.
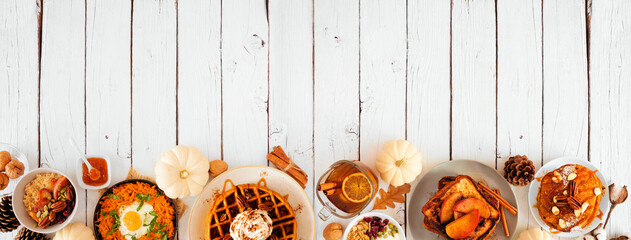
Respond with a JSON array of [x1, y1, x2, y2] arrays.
[[597, 208, 604, 220]]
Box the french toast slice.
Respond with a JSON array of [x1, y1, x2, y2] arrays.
[[422, 175, 500, 240]]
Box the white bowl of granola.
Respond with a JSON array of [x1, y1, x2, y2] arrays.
[[12, 168, 78, 233]]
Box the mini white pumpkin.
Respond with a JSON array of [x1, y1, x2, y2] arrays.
[[375, 140, 423, 187], [53, 222, 95, 240], [155, 145, 210, 199], [518, 228, 554, 240], [591, 225, 607, 240]]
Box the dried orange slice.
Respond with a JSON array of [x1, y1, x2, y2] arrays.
[[342, 172, 372, 203]]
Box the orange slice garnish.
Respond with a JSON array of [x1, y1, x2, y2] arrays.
[[342, 172, 372, 203]]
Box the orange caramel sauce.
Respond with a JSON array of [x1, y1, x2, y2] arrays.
[[82, 157, 108, 186]]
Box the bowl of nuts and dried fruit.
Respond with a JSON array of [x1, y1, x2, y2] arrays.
[[12, 168, 78, 233], [343, 212, 405, 240]]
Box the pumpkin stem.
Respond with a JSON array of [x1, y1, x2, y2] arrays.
[[179, 170, 189, 179], [395, 157, 408, 167]]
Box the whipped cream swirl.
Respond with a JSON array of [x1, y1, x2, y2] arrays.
[[229, 209, 274, 240]]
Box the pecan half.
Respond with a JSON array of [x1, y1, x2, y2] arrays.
[[66, 187, 74, 201], [569, 181, 579, 197], [555, 195, 569, 207], [554, 195, 568, 205], [51, 201, 67, 213], [556, 201, 569, 207], [38, 216, 52, 228], [236, 195, 248, 209], [568, 196, 581, 210], [219, 213, 227, 222], [258, 202, 274, 212], [48, 211, 56, 221]]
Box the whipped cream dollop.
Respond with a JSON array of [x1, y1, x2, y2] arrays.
[[229, 209, 274, 240]]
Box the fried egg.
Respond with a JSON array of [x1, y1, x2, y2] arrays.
[[118, 202, 156, 240]]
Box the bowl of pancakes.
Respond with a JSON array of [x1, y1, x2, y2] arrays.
[[528, 157, 609, 237]]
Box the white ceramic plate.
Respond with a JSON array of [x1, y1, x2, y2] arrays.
[[188, 166, 315, 240], [407, 160, 518, 240], [12, 168, 78, 233], [343, 212, 406, 240], [528, 157, 609, 238], [0, 143, 30, 195]]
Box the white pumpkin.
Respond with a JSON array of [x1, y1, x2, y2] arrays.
[[53, 222, 95, 240], [155, 146, 210, 199], [375, 140, 423, 187], [518, 228, 554, 240]]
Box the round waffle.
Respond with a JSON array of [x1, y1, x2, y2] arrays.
[[205, 178, 297, 240]]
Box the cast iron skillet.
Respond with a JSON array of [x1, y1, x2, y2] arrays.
[[93, 179, 177, 240]]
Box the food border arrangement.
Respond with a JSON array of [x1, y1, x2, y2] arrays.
[[0, 140, 629, 240]]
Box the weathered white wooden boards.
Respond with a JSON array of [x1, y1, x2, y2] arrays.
[[177, 0, 222, 239], [0, 0, 40, 238], [85, 0, 132, 231], [589, 0, 631, 236], [2, 0, 631, 239], [313, 0, 360, 236], [496, 0, 543, 235]]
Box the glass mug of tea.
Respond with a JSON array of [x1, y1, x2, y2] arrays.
[[316, 160, 379, 220]]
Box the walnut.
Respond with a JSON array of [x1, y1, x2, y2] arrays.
[[5, 160, 24, 179], [0, 172, 8, 190], [323, 222, 343, 240], [209, 160, 228, 177], [0, 151, 11, 172]]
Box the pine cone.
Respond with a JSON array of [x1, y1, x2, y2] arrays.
[[504, 155, 535, 186], [0, 196, 20, 232], [14, 227, 49, 240]]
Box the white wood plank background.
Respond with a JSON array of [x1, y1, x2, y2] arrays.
[[2, 0, 631, 239]]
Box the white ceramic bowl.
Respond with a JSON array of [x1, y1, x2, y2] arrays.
[[528, 157, 610, 238], [75, 154, 111, 190], [343, 212, 406, 240], [12, 168, 78, 233]]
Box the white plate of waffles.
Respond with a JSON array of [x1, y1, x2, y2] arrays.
[[188, 165, 315, 240]]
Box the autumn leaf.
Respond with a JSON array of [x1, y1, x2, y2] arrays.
[[372, 184, 411, 210]]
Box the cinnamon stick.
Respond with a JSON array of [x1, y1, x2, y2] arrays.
[[495, 189, 510, 237], [318, 182, 340, 191], [478, 184, 518, 214], [323, 188, 341, 196], [267, 146, 309, 188]]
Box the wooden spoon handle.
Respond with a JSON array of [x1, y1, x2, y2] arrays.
[[603, 204, 617, 228]]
